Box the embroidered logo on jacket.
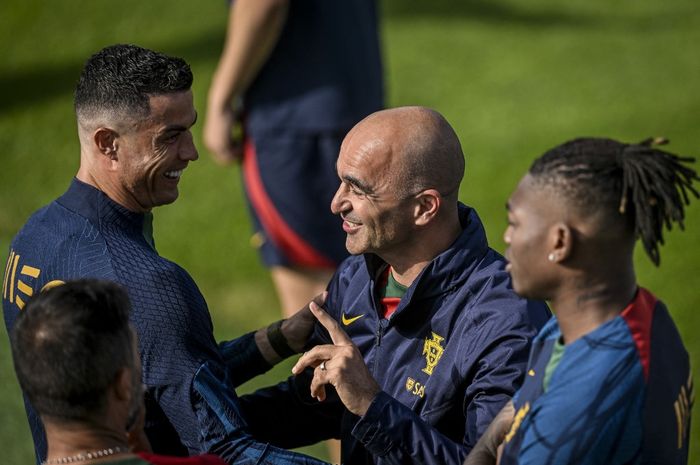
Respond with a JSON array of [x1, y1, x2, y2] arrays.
[[341, 312, 365, 326], [405, 377, 426, 398], [422, 332, 445, 375], [674, 372, 694, 449]]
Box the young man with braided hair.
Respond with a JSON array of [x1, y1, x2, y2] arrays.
[[466, 137, 696, 465]]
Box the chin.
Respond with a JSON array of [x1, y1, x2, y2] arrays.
[[345, 239, 367, 256], [153, 193, 179, 207]]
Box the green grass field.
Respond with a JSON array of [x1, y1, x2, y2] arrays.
[[1, 0, 698, 462]]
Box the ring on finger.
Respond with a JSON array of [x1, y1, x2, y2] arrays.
[[320, 361, 327, 371]]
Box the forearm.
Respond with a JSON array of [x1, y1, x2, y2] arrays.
[[208, 0, 289, 110], [255, 294, 326, 365]]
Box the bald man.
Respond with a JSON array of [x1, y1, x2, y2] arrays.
[[239, 107, 550, 465]]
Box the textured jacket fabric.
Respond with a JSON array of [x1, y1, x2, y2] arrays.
[[2, 179, 325, 465], [240, 204, 551, 464]]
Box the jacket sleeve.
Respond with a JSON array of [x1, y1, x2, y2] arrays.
[[218, 331, 273, 388], [352, 274, 548, 464], [132, 267, 327, 465]]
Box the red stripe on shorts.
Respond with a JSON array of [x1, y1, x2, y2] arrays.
[[242, 138, 336, 268]]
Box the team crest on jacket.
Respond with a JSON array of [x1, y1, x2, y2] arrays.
[[422, 332, 445, 375]]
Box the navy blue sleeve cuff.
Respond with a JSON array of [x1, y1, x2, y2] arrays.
[[218, 331, 273, 387], [350, 391, 395, 456]]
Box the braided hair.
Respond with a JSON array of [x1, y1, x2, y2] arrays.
[[529, 137, 698, 266]]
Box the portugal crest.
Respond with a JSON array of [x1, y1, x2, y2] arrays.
[[422, 332, 445, 375]]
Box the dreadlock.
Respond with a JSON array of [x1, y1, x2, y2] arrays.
[[529, 137, 699, 266]]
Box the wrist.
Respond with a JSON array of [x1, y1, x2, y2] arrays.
[[356, 385, 381, 417], [206, 87, 238, 111], [267, 319, 296, 358]]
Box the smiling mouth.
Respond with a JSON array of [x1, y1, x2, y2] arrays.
[[341, 214, 361, 226], [340, 214, 361, 233], [164, 169, 183, 180]]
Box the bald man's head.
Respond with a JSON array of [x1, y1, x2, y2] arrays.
[[343, 106, 465, 200]]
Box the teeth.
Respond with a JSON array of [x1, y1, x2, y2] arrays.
[[164, 170, 183, 179]]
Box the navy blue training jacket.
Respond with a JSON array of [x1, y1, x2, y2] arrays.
[[3, 179, 325, 465], [240, 204, 550, 464]]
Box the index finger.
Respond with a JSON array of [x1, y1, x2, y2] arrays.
[[309, 301, 352, 346]]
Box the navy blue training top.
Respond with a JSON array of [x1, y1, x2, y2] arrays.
[[3, 179, 325, 465], [243, 0, 384, 135]]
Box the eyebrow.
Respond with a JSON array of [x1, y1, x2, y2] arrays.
[[162, 111, 198, 133], [343, 175, 374, 195]]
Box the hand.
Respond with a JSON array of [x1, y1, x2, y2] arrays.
[[282, 292, 327, 353], [463, 401, 514, 465], [203, 103, 244, 165], [292, 301, 380, 416]]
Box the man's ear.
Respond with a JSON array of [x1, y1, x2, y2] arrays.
[[548, 222, 574, 263], [113, 367, 133, 403], [414, 189, 441, 226], [94, 128, 120, 163]]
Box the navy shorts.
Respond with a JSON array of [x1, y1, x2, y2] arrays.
[[241, 130, 349, 269]]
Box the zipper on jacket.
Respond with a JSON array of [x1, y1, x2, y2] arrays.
[[369, 320, 385, 378], [375, 320, 385, 347]]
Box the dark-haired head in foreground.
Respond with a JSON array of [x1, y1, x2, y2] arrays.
[[11, 280, 142, 462]]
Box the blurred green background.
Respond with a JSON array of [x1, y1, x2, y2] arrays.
[[1, 0, 698, 463]]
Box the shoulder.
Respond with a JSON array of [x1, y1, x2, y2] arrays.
[[13, 200, 84, 244], [5, 200, 116, 304], [555, 319, 645, 397]]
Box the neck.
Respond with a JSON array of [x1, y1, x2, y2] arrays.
[[384, 214, 462, 287], [549, 267, 637, 344], [76, 165, 148, 214], [43, 418, 131, 464]]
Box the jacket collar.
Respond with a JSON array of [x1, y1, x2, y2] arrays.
[[363, 203, 491, 312], [56, 178, 153, 246]]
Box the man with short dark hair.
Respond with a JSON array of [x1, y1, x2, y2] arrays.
[[11, 279, 227, 465], [2, 44, 324, 465]]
